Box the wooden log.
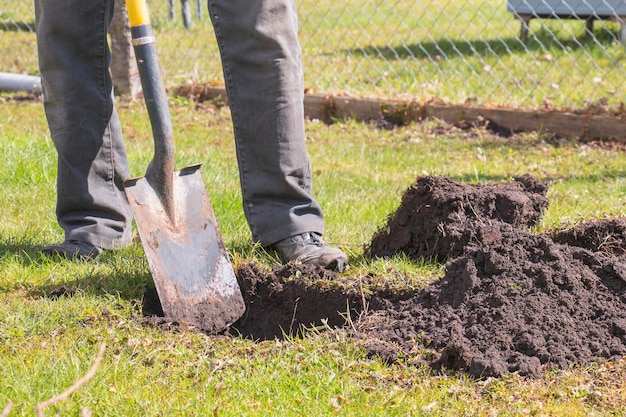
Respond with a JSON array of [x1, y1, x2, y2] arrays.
[[174, 85, 626, 141], [423, 104, 626, 140]]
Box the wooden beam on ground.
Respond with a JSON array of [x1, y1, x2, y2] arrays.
[[175, 84, 626, 141], [422, 103, 626, 141]]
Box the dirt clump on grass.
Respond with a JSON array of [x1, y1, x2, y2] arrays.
[[143, 174, 626, 378], [364, 174, 549, 261]]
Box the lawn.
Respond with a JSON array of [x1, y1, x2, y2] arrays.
[[1, 94, 626, 416]]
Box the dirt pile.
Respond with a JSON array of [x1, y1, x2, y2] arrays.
[[357, 224, 626, 377], [231, 262, 353, 340], [364, 174, 549, 261], [143, 174, 626, 378], [354, 175, 626, 377]]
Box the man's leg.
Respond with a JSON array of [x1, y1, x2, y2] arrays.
[[207, 0, 348, 270], [35, 0, 132, 258]]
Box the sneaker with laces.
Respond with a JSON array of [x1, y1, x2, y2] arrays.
[[270, 232, 349, 272], [42, 240, 103, 261]]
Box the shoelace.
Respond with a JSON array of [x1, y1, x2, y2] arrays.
[[304, 233, 325, 247]]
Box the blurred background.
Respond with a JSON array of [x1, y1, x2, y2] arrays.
[[3, 0, 626, 110]]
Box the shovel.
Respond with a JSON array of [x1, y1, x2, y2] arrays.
[[123, 0, 245, 333]]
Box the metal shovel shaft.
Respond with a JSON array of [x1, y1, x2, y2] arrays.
[[127, 5, 175, 221]]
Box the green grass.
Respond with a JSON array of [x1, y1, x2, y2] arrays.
[[1, 96, 626, 415]]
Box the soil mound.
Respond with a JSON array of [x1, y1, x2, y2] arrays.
[[143, 174, 626, 378], [357, 226, 626, 377], [358, 175, 626, 377], [232, 262, 349, 340], [365, 174, 549, 261]]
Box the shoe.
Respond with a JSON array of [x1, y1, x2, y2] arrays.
[[42, 240, 103, 261], [270, 232, 349, 272]]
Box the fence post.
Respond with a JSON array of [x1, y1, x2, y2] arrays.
[[110, 0, 142, 99]]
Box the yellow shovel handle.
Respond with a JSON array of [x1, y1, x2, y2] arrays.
[[125, 0, 151, 27]]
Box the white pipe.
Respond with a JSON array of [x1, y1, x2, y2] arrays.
[[0, 72, 42, 94]]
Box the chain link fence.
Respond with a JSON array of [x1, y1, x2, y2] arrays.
[[2, 0, 626, 110]]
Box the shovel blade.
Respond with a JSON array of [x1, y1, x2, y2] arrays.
[[125, 164, 245, 333]]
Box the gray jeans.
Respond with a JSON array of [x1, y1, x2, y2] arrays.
[[34, 0, 324, 249]]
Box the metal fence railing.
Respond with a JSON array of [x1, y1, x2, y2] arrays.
[[3, 1, 626, 110]]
